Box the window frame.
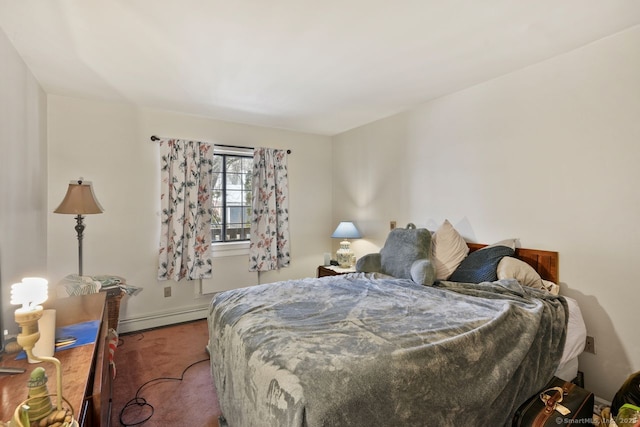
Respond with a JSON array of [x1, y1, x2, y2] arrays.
[[211, 146, 253, 247]]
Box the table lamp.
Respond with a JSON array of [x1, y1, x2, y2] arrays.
[[54, 178, 104, 277], [331, 221, 362, 268], [10, 277, 77, 426]]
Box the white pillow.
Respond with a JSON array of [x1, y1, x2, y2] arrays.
[[433, 220, 469, 280], [496, 257, 546, 290], [542, 279, 560, 295], [483, 238, 518, 251]]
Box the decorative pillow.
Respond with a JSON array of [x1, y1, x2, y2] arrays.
[[379, 227, 435, 285], [542, 279, 560, 295], [432, 220, 469, 280], [496, 257, 546, 290], [483, 238, 518, 251], [449, 245, 515, 283]]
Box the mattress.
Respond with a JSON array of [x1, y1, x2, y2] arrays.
[[556, 357, 580, 382], [555, 295, 587, 380]]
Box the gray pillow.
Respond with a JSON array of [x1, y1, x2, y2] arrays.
[[380, 227, 434, 285]]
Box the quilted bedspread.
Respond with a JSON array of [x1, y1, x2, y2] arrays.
[[207, 273, 567, 427]]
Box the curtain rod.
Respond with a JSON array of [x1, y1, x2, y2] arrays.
[[150, 135, 291, 154]]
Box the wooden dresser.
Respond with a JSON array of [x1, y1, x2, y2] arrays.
[[0, 292, 112, 426]]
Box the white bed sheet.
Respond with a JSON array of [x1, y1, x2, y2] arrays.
[[554, 295, 587, 380], [556, 357, 580, 381]]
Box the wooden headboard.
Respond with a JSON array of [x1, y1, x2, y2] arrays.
[[467, 243, 559, 283]]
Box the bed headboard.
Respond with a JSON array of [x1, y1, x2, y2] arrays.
[[466, 243, 559, 283]]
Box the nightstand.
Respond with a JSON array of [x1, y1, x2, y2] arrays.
[[317, 265, 357, 277]]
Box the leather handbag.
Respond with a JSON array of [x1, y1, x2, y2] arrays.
[[513, 376, 594, 426]]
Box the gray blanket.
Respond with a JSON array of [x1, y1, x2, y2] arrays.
[[208, 273, 567, 427]]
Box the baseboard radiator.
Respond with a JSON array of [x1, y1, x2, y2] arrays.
[[118, 304, 210, 334], [199, 256, 259, 295], [119, 256, 258, 333]]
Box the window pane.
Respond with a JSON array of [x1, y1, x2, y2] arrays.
[[225, 157, 242, 175], [212, 156, 223, 173], [211, 173, 222, 191], [241, 157, 253, 174], [226, 172, 242, 187]]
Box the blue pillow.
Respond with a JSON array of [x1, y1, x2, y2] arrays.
[[448, 245, 515, 283]]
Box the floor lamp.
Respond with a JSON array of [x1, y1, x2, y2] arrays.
[[54, 179, 104, 277]]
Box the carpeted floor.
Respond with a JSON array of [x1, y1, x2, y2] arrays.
[[110, 319, 221, 426]]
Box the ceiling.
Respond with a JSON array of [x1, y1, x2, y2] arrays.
[[1, 1, 639, 136]]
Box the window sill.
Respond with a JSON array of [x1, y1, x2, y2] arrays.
[[212, 241, 250, 258]]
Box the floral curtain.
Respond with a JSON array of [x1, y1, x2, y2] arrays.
[[158, 138, 214, 281], [249, 148, 290, 271]]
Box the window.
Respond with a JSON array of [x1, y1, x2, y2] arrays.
[[211, 148, 253, 243]]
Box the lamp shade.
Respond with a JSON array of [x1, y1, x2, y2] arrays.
[[54, 179, 104, 215], [331, 221, 362, 239]]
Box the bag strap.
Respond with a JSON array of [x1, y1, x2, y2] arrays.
[[532, 382, 575, 427]]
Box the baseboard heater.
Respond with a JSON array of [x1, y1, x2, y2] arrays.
[[199, 256, 259, 295], [118, 304, 210, 334], [120, 256, 258, 333]]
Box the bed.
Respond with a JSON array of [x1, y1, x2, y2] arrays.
[[207, 243, 585, 427]]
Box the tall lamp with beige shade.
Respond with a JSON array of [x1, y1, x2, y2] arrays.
[[54, 179, 104, 277]]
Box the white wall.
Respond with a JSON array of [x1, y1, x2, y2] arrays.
[[0, 29, 48, 338], [333, 26, 640, 400], [47, 97, 333, 332]]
